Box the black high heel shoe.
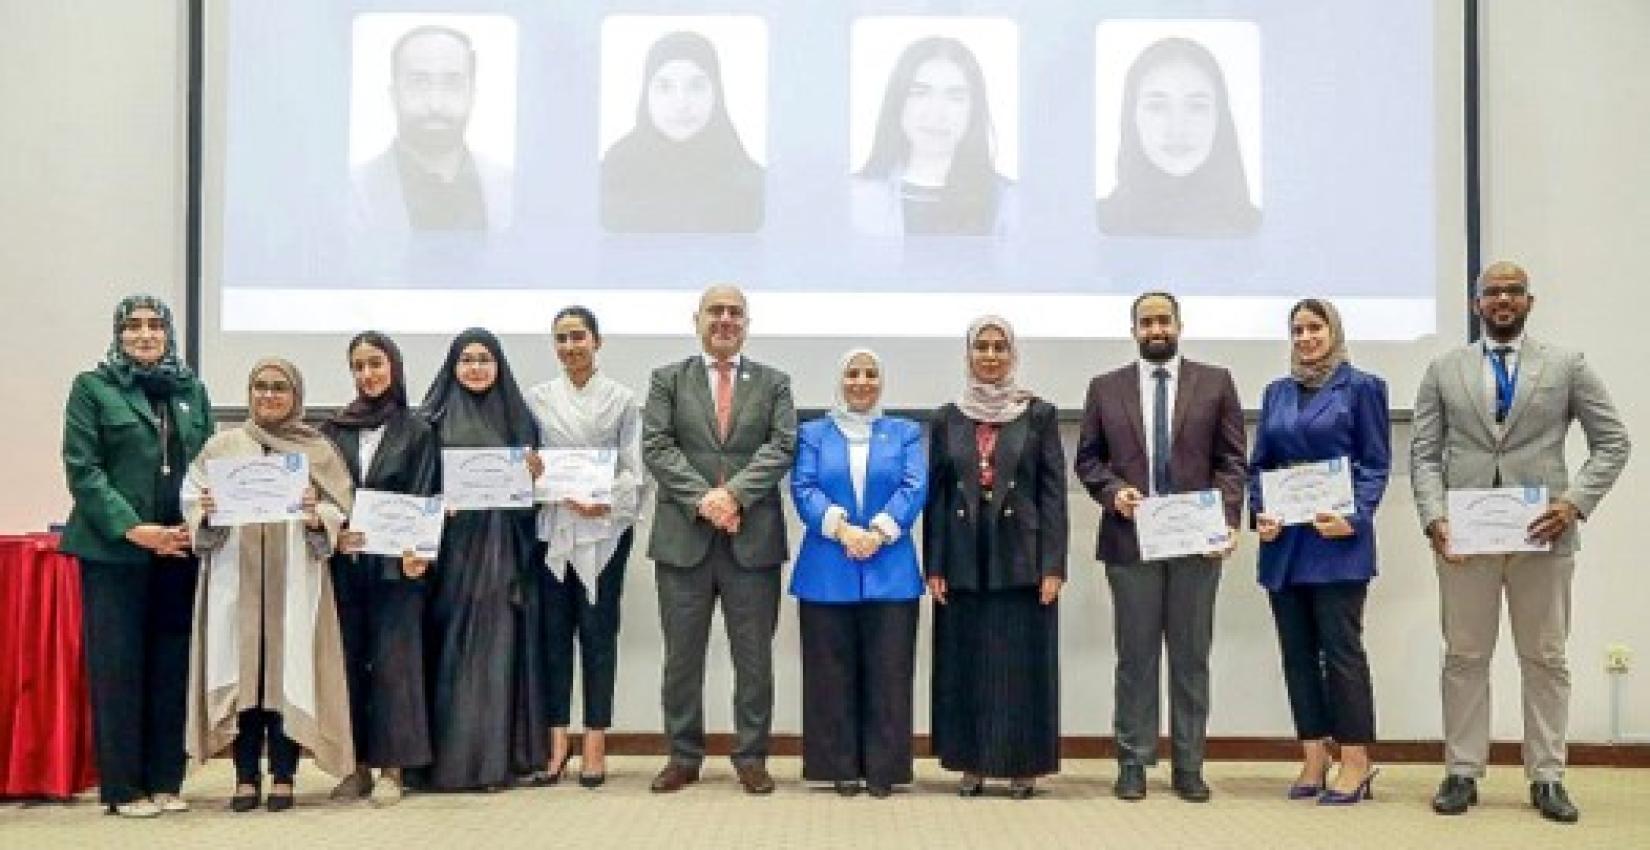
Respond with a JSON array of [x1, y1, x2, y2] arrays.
[[531, 751, 573, 786], [229, 781, 262, 813]]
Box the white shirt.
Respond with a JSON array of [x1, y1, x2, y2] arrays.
[[820, 426, 902, 544], [357, 424, 386, 480], [1138, 355, 1182, 494], [1482, 335, 1524, 425]]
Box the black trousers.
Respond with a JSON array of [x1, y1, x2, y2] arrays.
[[798, 600, 919, 786], [333, 558, 432, 768], [1268, 581, 1376, 744], [539, 529, 633, 729], [79, 557, 196, 805], [233, 709, 300, 783]]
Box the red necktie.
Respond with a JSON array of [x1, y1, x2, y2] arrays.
[[714, 360, 733, 441]]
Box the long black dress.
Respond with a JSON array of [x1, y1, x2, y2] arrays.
[[924, 401, 1066, 778], [322, 408, 440, 769], [418, 329, 548, 790]]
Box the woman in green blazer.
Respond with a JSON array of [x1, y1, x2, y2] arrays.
[[60, 295, 214, 817]]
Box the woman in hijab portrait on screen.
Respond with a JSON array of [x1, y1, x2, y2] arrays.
[[1096, 36, 1260, 238], [600, 30, 765, 233], [852, 36, 1017, 237]]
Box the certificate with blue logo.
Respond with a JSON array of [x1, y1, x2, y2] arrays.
[[533, 448, 618, 504], [442, 448, 535, 510], [1446, 487, 1551, 556], [1259, 457, 1355, 526], [350, 489, 445, 558], [205, 452, 309, 526], [1135, 490, 1232, 561]]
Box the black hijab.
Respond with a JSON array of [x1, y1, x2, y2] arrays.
[[420, 328, 539, 448], [330, 331, 408, 430], [1096, 37, 1260, 238], [600, 31, 765, 233]]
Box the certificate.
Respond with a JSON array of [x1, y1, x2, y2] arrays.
[[1259, 458, 1356, 526], [350, 489, 445, 558], [1446, 486, 1551, 556], [1135, 490, 1232, 561], [534, 448, 618, 504], [442, 448, 534, 510], [206, 452, 309, 527]]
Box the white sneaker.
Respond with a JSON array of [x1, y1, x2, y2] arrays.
[[153, 793, 190, 813], [369, 775, 404, 807], [111, 799, 162, 819]]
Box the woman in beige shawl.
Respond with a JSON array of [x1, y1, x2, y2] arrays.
[[183, 358, 355, 812]]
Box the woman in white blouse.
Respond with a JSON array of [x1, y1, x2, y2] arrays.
[[527, 306, 644, 788]]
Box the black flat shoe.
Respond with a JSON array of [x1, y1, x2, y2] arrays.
[[266, 787, 295, 813], [834, 780, 861, 797], [1432, 775, 1478, 815], [229, 782, 261, 813], [866, 783, 893, 799], [1172, 770, 1211, 803], [1531, 781, 1579, 824], [1114, 763, 1147, 801], [578, 772, 606, 789], [957, 774, 984, 797]]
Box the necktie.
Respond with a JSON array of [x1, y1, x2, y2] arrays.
[[1490, 346, 1515, 423], [713, 360, 734, 440], [1152, 367, 1172, 496]]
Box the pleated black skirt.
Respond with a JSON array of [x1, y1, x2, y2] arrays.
[[930, 586, 1060, 777]]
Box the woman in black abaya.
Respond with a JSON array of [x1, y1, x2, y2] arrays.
[[418, 328, 548, 790]]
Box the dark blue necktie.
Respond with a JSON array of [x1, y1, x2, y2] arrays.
[[1490, 346, 1515, 423], [1152, 367, 1172, 495]]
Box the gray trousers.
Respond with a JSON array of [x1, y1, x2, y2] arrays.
[[655, 535, 781, 768], [1105, 555, 1222, 771], [1437, 551, 1574, 782]]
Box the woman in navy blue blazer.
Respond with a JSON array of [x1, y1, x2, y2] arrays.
[[790, 348, 927, 798], [1250, 299, 1390, 806]]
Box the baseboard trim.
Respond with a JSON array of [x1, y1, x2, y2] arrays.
[[591, 733, 1650, 768]]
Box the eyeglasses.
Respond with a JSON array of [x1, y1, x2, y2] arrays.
[[1480, 284, 1529, 299], [251, 380, 293, 395], [457, 354, 497, 367]]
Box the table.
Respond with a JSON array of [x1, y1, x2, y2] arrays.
[[0, 533, 97, 798]]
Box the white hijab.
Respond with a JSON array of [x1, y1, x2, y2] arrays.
[[828, 347, 884, 443]]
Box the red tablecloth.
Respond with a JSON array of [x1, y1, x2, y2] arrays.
[[0, 533, 97, 798]]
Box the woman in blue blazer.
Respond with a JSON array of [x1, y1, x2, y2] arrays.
[[1249, 299, 1391, 805], [790, 348, 927, 799]]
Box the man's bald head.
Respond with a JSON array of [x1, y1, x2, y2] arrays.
[[1477, 260, 1531, 294]]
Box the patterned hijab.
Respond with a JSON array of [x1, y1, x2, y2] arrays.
[[828, 347, 884, 443], [1288, 299, 1350, 389], [243, 357, 354, 513], [101, 294, 192, 396], [957, 315, 1032, 423]]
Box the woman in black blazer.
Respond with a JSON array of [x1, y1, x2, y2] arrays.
[[925, 316, 1068, 799], [319, 332, 441, 806]]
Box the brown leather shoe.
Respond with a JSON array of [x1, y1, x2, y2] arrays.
[[735, 762, 776, 795], [649, 762, 700, 793]]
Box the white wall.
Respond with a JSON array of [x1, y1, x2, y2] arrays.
[[1, 0, 1644, 744]]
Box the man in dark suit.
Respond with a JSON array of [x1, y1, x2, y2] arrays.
[[642, 284, 797, 794], [1074, 291, 1246, 803]]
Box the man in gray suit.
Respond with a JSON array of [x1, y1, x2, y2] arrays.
[[643, 284, 797, 795], [1412, 261, 1631, 824]]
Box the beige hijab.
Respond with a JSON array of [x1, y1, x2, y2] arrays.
[[957, 315, 1033, 423], [1289, 299, 1350, 389], [242, 357, 354, 513]]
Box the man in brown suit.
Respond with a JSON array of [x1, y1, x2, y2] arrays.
[[1074, 292, 1246, 803]]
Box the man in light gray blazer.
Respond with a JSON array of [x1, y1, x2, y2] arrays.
[[643, 284, 797, 795], [1411, 261, 1631, 824]]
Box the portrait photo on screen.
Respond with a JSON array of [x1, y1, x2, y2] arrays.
[[1094, 21, 1262, 239], [849, 17, 1019, 238], [348, 14, 519, 233], [598, 16, 768, 234]]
